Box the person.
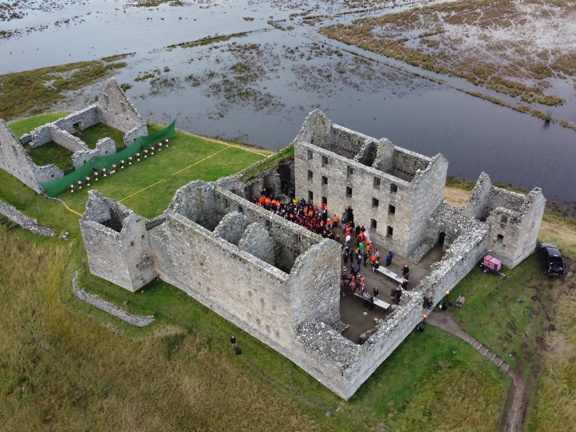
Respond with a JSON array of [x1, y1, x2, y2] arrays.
[[370, 295, 375, 310], [230, 336, 236, 345], [394, 284, 402, 304], [372, 259, 380, 272], [401, 278, 409, 290], [363, 291, 370, 308], [385, 251, 394, 266], [402, 264, 410, 279], [373, 287, 379, 300], [363, 251, 369, 267], [456, 295, 466, 307]]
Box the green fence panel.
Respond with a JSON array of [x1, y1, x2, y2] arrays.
[[39, 121, 177, 197]]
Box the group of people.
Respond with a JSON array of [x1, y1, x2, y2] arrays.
[[255, 189, 413, 308], [253, 192, 339, 239], [340, 267, 381, 310]]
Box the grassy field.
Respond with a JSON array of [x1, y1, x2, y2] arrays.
[[0, 114, 573, 430]]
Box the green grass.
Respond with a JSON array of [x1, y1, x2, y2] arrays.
[[0, 60, 126, 121], [68, 264, 510, 432], [8, 112, 70, 138], [76, 123, 127, 149], [448, 254, 555, 376], [27, 142, 75, 172]]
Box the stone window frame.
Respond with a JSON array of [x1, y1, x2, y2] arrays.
[[387, 225, 394, 238], [322, 175, 328, 186], [373, 177, 380, 189], [388, 204, 396, 215], [372, 198, 379, 208], [308, 190, 313, 202], [322, 196, 328, 206], [346, 187, 353, 198], [371, 219, 377, 229], [307, 150, 313, 160], [307, 170, 313, 181], [390, 183, 398, 194], [347, 166, 354, 177], [322, 155, 329, 166]]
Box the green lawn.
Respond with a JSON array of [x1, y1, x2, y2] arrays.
[[447, 254, 556, 376]]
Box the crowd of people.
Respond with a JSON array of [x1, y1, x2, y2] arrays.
[[254, 188, 410, 308]]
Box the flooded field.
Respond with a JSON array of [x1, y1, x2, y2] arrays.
[[1, 0, 575, 209]]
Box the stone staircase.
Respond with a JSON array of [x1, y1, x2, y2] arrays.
[[408, 241, 435, 264]]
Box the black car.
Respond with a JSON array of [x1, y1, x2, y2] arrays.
[[537, 242, 566, 278]]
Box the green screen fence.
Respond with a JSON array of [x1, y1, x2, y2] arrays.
[[39, 121, 177, 197]]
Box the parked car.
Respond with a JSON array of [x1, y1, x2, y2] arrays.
[[537, 242, 566, 278]]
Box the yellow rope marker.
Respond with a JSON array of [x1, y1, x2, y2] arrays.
[[172, 147, 229, 176], [119, 179, 166, 203], [186, 133, 270, 157], [64, 205, 83, 217]]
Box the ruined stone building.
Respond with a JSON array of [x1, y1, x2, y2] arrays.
[[79, 108, 545, 400], [0, 78, 545, 399], [0, 80, 146, 193]]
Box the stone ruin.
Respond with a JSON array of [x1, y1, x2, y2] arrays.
[[0, 79, 147, 193], [79, 110, 545, 400]]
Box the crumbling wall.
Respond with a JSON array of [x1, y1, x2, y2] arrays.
[[485, 187, 546, 268], [24, 107, 100, 147], [418, 220, 489, 305], [80, 191, 157, 291], [0, 120, 42, 193], [238, 222, 275, 265], [29, 124, 87, 153], [150, 211, 296, 347], [290, 240, 341, 328], [293, 109, 333, 150], [72, 137, 117, 168], [403, 153, 449, 255], [33, 164, 64, 183], [96, 79, 147, 145], [295, 291, 423, 400]]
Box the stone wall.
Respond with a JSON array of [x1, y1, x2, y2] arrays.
[[72, 137, 117, 168], [80, 191, 157, 292], [418, 213, 489, 305], [464, 173, 546, 268], [0, 120, 43, 193], [32, 164, 64, 183], [0, 199, 55, 237], [293, 110, 447, 257], [97, 79, 147, 145]]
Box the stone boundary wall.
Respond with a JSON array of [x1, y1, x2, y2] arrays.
[[72, 137, 117, 169], [72, 272, 155, 327], [0, 199, 55, 237]]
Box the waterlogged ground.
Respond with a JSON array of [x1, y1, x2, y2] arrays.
[[1, 0, 575, 210]]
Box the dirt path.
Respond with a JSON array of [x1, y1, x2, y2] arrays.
[[426, 311, 528, 432]]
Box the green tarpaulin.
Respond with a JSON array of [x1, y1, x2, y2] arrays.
[[39, 121, 177, 197]]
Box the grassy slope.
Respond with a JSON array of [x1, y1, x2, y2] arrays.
[[3, 114, 572, 430]]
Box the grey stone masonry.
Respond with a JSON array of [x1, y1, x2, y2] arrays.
[[0, 79, 147, 194], [80, 191, 157, 292], [0, 120, 43, 193], [0, 199, 55, 237], [72, 272, 155, 327], [463, 172, 546, 268], [293, 110, 448, 257]]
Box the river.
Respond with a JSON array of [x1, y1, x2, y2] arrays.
[[1, 0, 575, 209]]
